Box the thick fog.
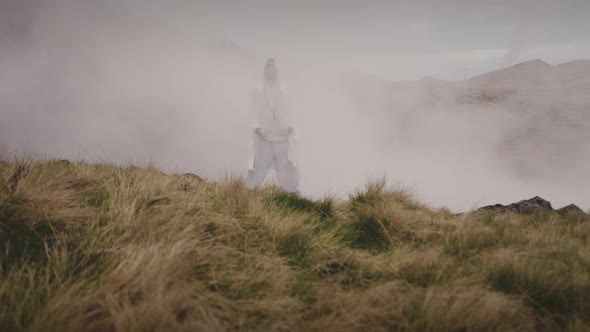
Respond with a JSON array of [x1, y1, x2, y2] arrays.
[[1, 1, 589, 211]]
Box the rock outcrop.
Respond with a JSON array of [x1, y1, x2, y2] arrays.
[[478, 196, 553, 214], [182, 173, 203, 182], [477, 196, 587, 221], [556, 204, 586, 217]]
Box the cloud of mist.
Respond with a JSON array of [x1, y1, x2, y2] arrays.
[[1, 1, 588, 212]]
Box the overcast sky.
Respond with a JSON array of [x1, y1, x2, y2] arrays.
[[3, 0, 590, 80], [176, 0, 590, 80]]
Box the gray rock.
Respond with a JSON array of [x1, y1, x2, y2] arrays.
[[476, 197, 587, 222], [556, 204, 586, 217], [182, 173, 203, 182], [478, 196, 553, 214], [512, 196, 553, 213], [477, 204, 515, 214]]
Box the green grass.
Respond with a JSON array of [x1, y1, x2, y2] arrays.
[[0, 193, 55, 271], [0, 160, 589, 331], [342, 206, 396, 251], [267, 190, 335, 220]]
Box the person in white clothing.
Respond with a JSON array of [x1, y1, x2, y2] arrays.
[[247, 58, 299, 194]]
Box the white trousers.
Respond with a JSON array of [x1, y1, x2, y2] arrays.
[[247, 134, 300, 194]]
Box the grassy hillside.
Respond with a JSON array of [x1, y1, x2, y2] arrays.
[[0, 160, 589, 331]]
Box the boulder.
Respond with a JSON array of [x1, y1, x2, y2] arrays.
[[476, 197, 588, 222], [556, 204, 586, 217], [512, 196, 553, 213], [182, 173, 203, 182], [478, 196, 553, 214]]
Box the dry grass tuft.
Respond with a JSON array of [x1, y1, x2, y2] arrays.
[[1, 160, 589, 331]]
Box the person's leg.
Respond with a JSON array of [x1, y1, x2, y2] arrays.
[[247, 135, 273, 188], [274, 140, 300, 194]]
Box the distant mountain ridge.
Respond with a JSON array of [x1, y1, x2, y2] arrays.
[[467, 58, 590, 87]]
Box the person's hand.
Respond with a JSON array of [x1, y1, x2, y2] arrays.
[[280, 128, 293, 137], [255, 128, 269, 138]]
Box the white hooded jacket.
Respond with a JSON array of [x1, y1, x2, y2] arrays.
[[248, 82, 297, 171]]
